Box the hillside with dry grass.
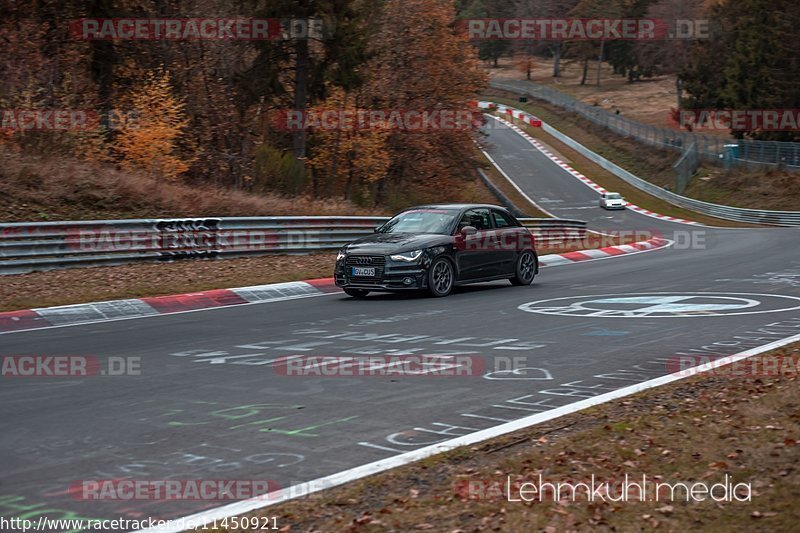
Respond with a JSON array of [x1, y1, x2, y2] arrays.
[[0, 149, 501, 222], [492, 57, 687, 131]]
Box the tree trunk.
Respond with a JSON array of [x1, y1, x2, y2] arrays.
[[293, 36, 309, 177], [88, 0, 115, 141], [596, 40, 605, 86], [331, 93, 346, 197], [344, 162, 353, 201], [552, 43, 562, 77], [580, 58, 589, 85]]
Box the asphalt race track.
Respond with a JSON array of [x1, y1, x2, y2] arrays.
[[1, 119, 799, 529]]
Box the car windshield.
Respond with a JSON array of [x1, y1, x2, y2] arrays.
[[606, 193, 622, 199], [377, 209, 459, 235]]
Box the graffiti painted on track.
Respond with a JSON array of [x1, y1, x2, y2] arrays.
[[519, 293, 800, 318]]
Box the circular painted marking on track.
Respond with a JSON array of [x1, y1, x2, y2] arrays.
[[518, 292, 800, 318]]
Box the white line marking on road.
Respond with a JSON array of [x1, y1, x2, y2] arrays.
[[481, 149, 555, 217]]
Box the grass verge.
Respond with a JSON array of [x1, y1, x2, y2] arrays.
[[238, 341, 800, 532], [0, 254, 337, 312], [0, 147, 499, 222]]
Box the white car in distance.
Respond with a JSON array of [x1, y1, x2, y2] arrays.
[[599, 192, 626, 210]]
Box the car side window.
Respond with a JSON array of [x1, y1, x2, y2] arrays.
[[492, 210, 516, 228], [458, 209, 492, 231]]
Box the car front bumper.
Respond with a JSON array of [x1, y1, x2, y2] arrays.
[[335, 256, 427, 291]]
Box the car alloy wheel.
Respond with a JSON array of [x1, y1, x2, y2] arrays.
[[428, 257, 454, 297], [511, 250, 536, 286]]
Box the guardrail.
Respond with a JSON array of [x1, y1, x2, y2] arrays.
[[482, 101, 800, 226], [0, 216, 587, 275]]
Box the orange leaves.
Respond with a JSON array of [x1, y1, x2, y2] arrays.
[[369, 0, 487, 109], [112, 69, 195, 181], [308, 88, 391, 199], [354, 0, 488, 199]]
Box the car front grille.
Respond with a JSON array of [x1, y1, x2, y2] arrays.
[[345, 255, 386, 279]]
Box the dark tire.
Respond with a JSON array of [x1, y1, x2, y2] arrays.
[[344, 288, 370, 298], [510, 250, 537, 286], [427, 257, 454, 297]]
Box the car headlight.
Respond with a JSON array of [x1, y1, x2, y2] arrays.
[[390, 250, 423, 262], [337, 249, 347, 261]]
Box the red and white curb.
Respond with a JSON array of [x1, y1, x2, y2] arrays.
[[538, 236, 670, 267], [0, 239, 670, 334], [472, 100, 543, 127], [480, 101, 703, 227], [477, 102, 542, 128], [0, 279, 339, 334]]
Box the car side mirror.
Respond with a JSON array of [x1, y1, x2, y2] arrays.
[[460, 225, 477, 236]]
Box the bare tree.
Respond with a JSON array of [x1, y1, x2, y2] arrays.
[[513, 0, 580, 77], [643, 0, 707, 108]]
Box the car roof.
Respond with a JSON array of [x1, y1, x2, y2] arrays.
[[405, 204, 507, 211]]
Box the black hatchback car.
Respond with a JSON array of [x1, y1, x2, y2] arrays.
[[335, 204, 538, 298]]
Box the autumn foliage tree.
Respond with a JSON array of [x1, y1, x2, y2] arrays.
[[680, 0, 800, 141], [307, 88, 391, 201], [3, 0, 490, 208], [362, 0, 488, 204], [113, 70, 195, 180], [301, 0, 488, 206], [0, 8, 99, 156]]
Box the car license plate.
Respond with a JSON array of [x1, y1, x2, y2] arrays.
[[352, 267, 376, 277]]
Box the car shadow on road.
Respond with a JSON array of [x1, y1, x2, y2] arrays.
[[336, 281, 542, 301]]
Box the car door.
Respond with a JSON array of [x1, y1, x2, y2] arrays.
[[454, 208, 495, 280], [491, 209, 522, 274]]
